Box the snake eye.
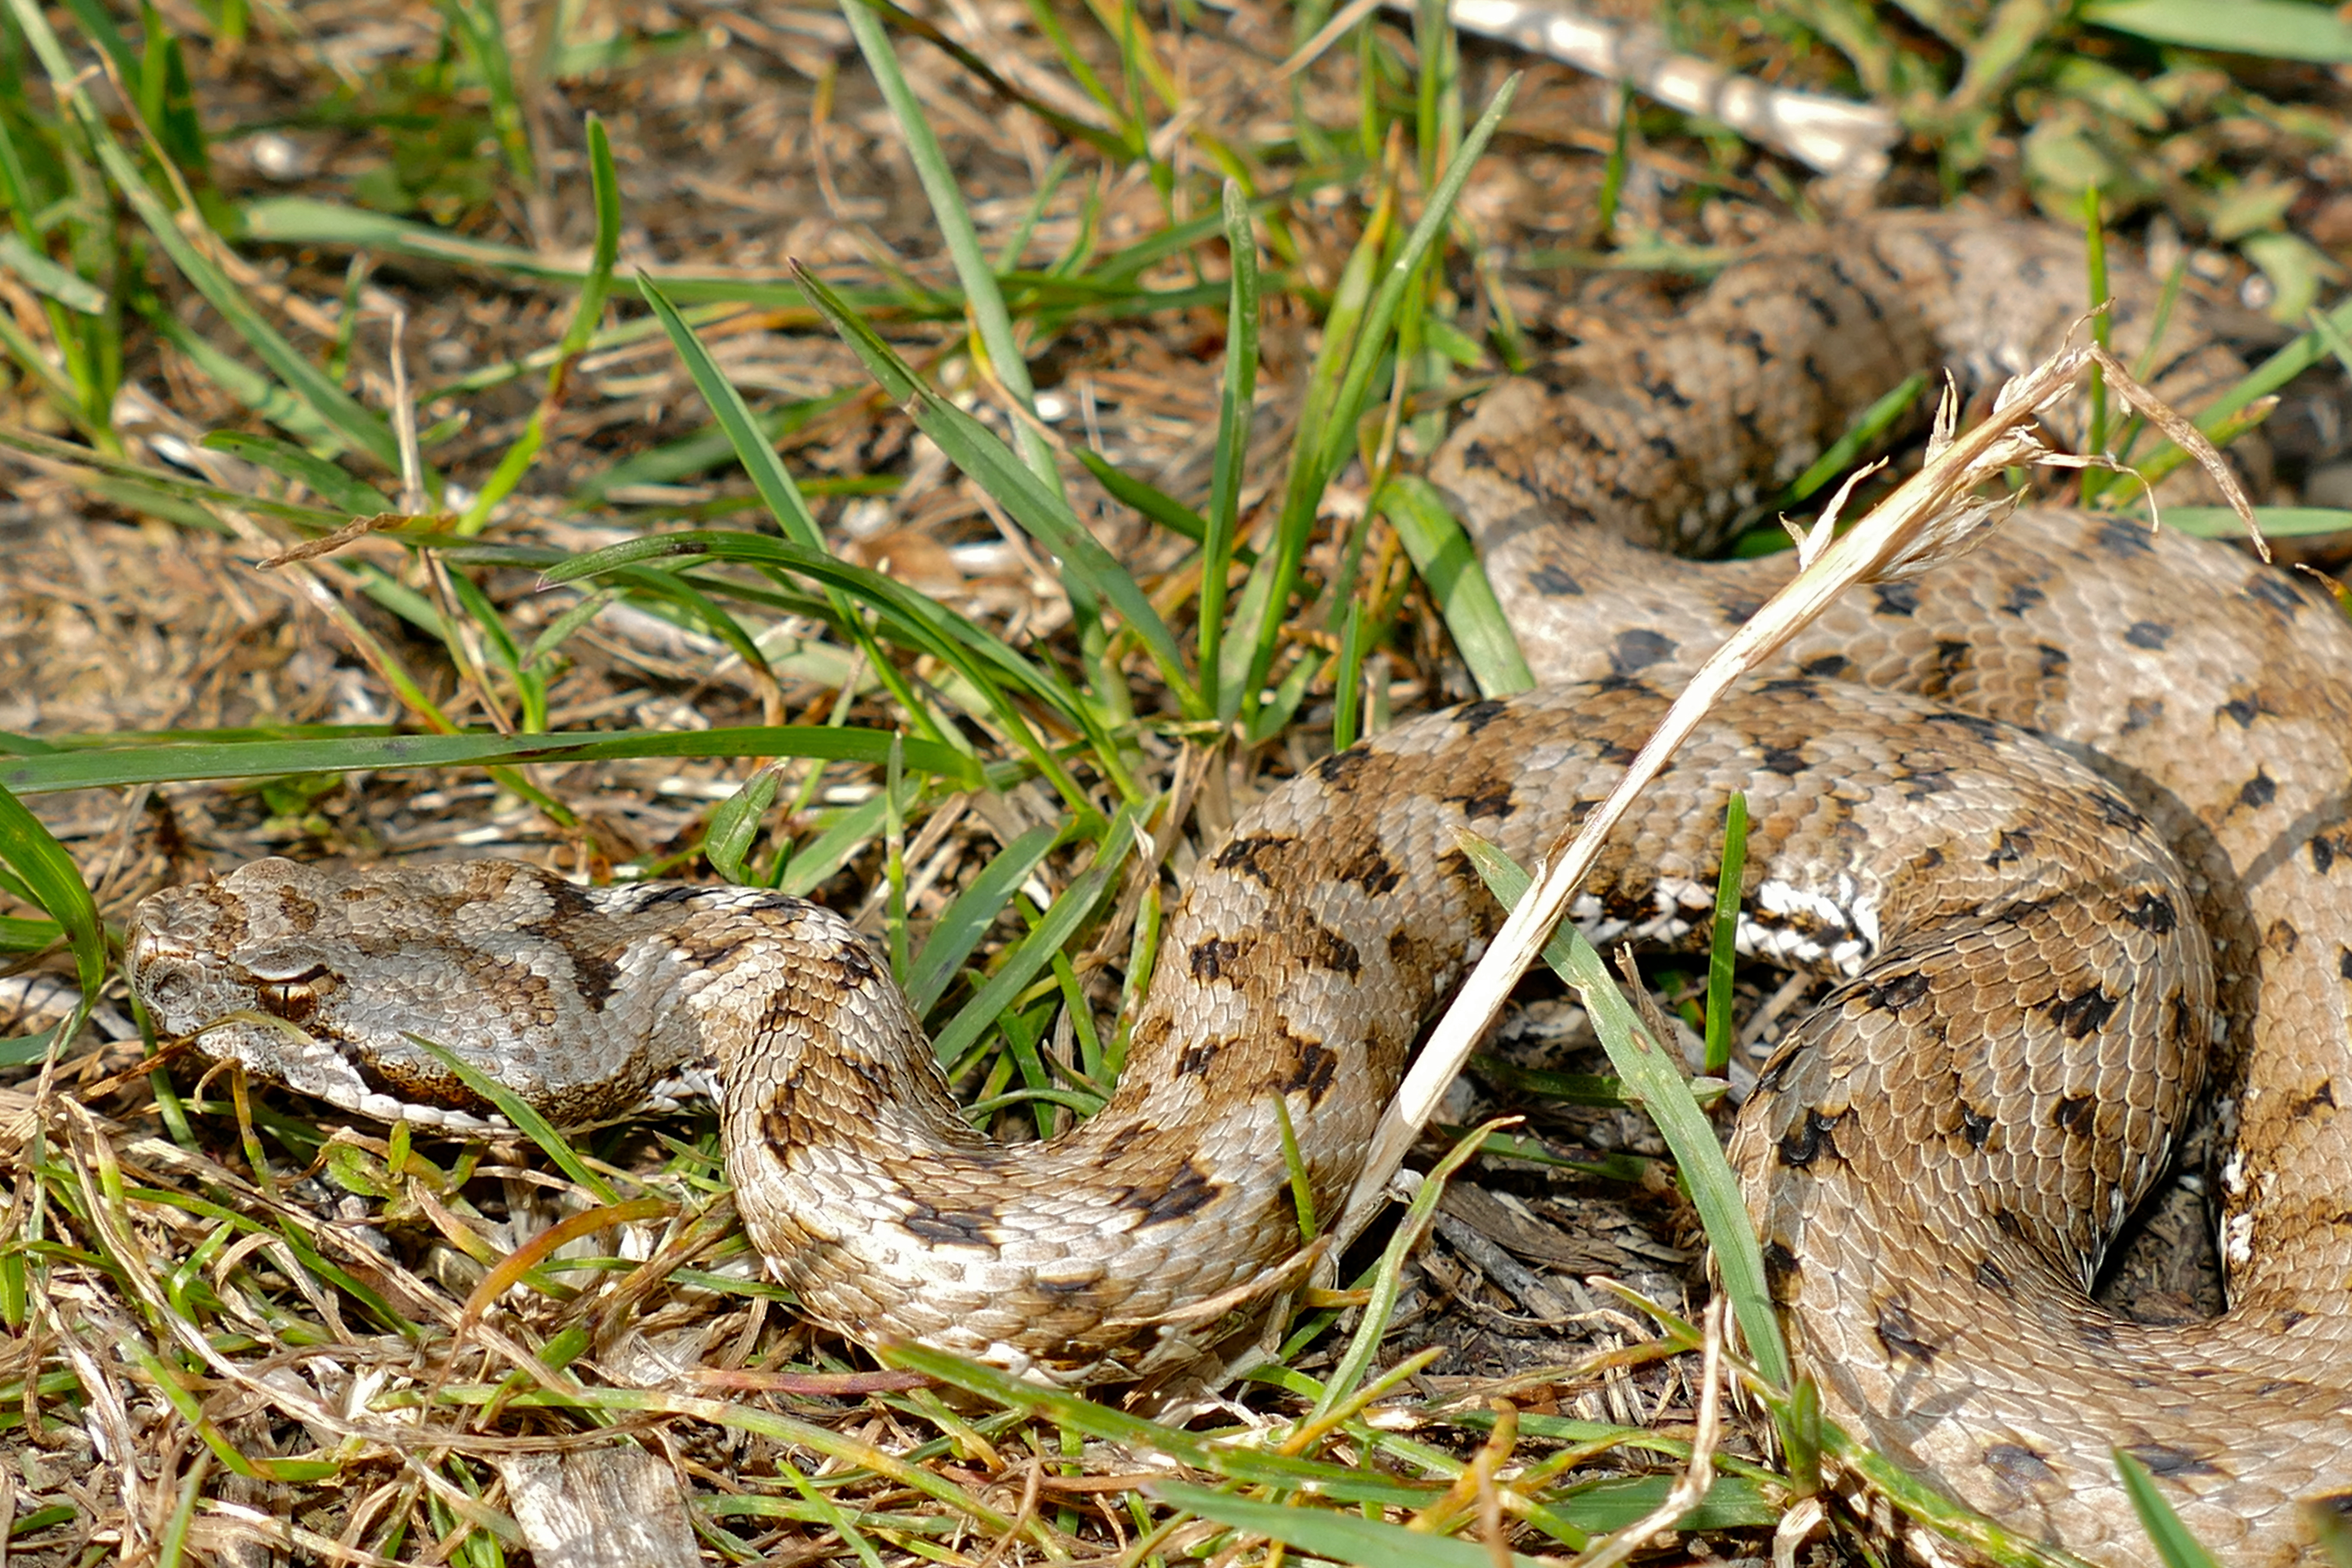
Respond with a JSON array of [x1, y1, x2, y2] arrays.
[[256, 963, 333, 1023]]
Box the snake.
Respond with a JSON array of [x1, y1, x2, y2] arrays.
[[124, 212, 2352, 1564]]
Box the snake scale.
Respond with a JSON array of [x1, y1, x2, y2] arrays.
[[126, 214, 2352, 1563]]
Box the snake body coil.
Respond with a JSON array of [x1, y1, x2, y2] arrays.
[[129, 214, 2352, 1564]]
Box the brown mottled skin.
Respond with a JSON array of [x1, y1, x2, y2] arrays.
[[128, 214, 2351, 1563]]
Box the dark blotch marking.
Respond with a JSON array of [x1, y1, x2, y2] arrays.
[[2122, 1443, 2221, 1478], [1126, 1014, 1172, 1063], [1928, 710, 2007, 747], [1778, 1109, 1843, 1167], [1961, 1105, 1994, 1149], [610, 882, 700, 912], [2037, 643, 2069, 679], [2051, 986, 2118, 1040], [1760, 746, 1807, 777], [1455, 782, 1517, 821], [833, 940, 878, 984], [672, 925, 766, 971], [2120, 892, 2177, 934], [2340, 946, 2352, 981], [2297, 1079, 2338, 1115], [1799, 653, 1851, 678], [2245, 573, 2306, 618], [1189, 935, 1249, 981], [1317, 749, 1372, 790], [1869, 971, 1932, 1011], [1439, 848, 1485, 900], [2123, 620, 2171, 649], [1872, 582, 1921, 617], [1306, 924, 1362, 977], [2218, 694, 2265, 728], [1279, 1035, 1341, 1106], [1176, 1039, 1222, 1077], [2003, 581, 2047, 616], [2240, 771, 2277, 810], [1133, 1161, 1221, 1227], [2314, 833, 2348, 875], [1985, 827, 2031, 866], [1975, 1253, 2012, 1290], [1339, 844, 1402, 897], [1924, 639, 1972, 696], [2052, 1093, 2098, 1134], [2095, 518, 2153, 557], [276, 884, 322, 932], [1455, 698, 1510, 735], [900, 1202, 1000, 1249], [1874, 1298, 1939, 1364], [1212, 835, 1291, 886], [1531, 562, 1583, 596], [2092, 793, 2144, 830], [1610, 628, 1678, 676], [1982, 1444, 2056, 1485]]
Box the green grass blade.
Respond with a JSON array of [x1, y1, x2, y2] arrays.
[[634, 274, 826, 550], [880, 1343, 1442, 1505], [2083, 0, 2352, 61], [1150, 1480, 1549, 1568], [2143, 507, 2352, 537], [437, 0, 536, 190], [0, 231, 106, 313], [0, 783, 104, 996], [1378, 475, 1534, 698], [456, 114, 622, 534], [1703, 793, 1749, 1076], [1197, 179, 1262, 716], [540, 531, 1113, 800], [1072, 447, 1210, 544], [562, 116, 622, 363], [907, 822, 1063, 1016], [841, 0, 1067, 496], [2112, 1450, 2224, 1568], [201, 432, 387, 517], [0, 424, 347, 527], [931, 808, 1136, 1074], [0, 726, 981, 796], [1783, 372, 1929, 507]]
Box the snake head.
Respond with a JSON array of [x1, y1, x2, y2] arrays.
[[125, 858, 541, 1129]]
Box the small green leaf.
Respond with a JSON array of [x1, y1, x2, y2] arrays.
[[704, 767, 781, 883]]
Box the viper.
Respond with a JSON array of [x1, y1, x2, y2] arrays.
[[129, 214, 2352, 1564]]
